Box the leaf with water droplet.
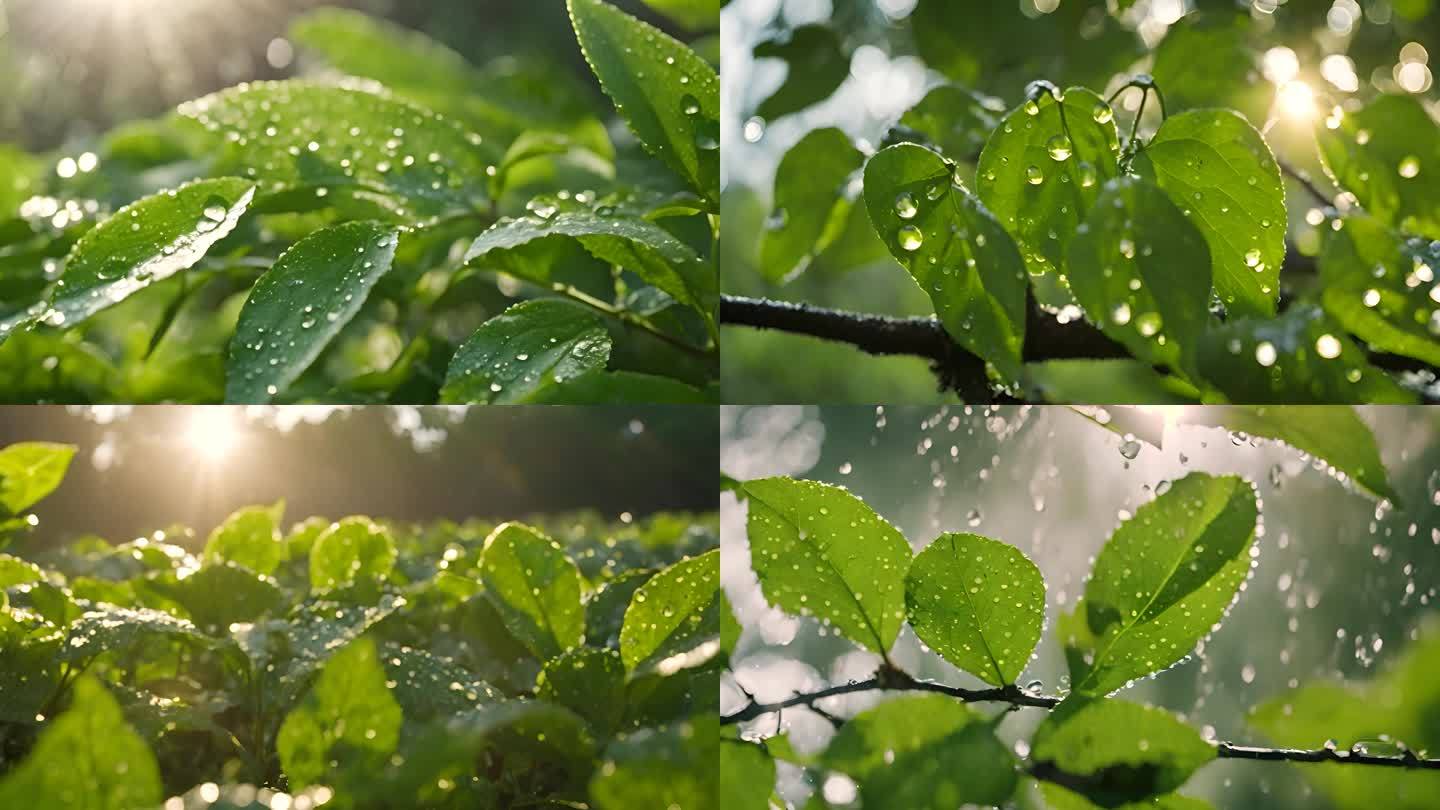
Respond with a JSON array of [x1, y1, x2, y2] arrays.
[[1061, 472, 1257, 696], [590, 715, 712, 810], [441, 299, 613, 404], [0, 441, 75, 516], [620, 548, 719, 675], [524, 369, 710, 404], [478, 522, 585, 660], [1022, 360, 1200, 404], [536, 647, 627, 737], [150, 560, 284, 633], [201, 500, 286, 576], [898, 85, 1004, 162], [310, 516, 397, 599], [1318, 94, 1440, 239], [1320, 213, 1440, 368], [1152, 13, 1263, 117], [760, 128, 864, 283]]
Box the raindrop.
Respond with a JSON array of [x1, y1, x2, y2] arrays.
[[898, 225, 924, 252], [1255, 341, 1278, 367], [895, 192, 919, 220], [1026, 165, 1044, 185], [1046, 135, 1072, 161]]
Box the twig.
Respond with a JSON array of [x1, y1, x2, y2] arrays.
[[1279, 160, 1334, 209]]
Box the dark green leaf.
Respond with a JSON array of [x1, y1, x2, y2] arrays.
[[897, 85, 1006, 162], [585, 568, 655, 649], [59, 605, 210, 662], [1152, 13, 1257, 114], [720, 739, 776, 810], [640, 0, 719, 30], [479, 522, 585, 659], [760, 127, 863, 283], [536, 646, 626, 735], [1320, 215, 1440, 367], [590, 718, 716, 810], [379, 642, 500, 723], [0, 442, 76, 516], [620, 548, 719, 674], [154, 561, 284, 633], [752, 25, 849, 121], [1318, 94, 1440, 239], [440, 299, 613, 404]]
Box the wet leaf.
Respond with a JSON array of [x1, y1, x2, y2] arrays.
[[154, 561, 284, 633], [752, 25, 850, 121], [720, 739, 775, 810], [1318, 94, 1440, 239], [1022, 360, 1199, 405], [1320, 214, 1440, 367], [585, 569, 656, 649], [0, 441, 76, 516], [378, 642, 500, 723], [310, 516, 397, 596], [897, 85, 1005, 162], [760, 127, 863, 283], [478, 522, 585, 659], [590, 718, 716, 810], [201, 501, 286, 576], [620, 548, 719, 674], [527, 370, 710, 404], [536, 646, 627, 735], [440, 299, 613, 405], [1151, 13, 1257, 114]]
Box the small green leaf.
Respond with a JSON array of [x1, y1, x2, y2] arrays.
[[620, 548, 719, 674], [720, 589, 741, 657], [479, 522, 585, 660], [277, 636, 403, 790], [309, 516, 397, 596], [0, 676, 162, 810], [897, 85, 1005, 162], [201, 501, 286, 576], [1062, 473, 1256, 696], [0, 442, 76, 516], [752, 25, 850, 121], [47, 178, 255, 327], [905, 532, 1045, 686], [1320, 215, 1440, 367], [640, 0, 719, 30], [760, 127, 864, 283], [584, 569, 655, 649], [536, 647, 627, 735], [0, 554, 43, 588], [154, 561, 284, 633], [720, 739, 776, 810], [1067, 176, 1213, 376], [1032, 698, 1215, 807], [568, 0, 720, 203], [1197, 304, 1417, 404], [590, 719, 717, 810], [1134, 108, 1285, 317], [527, 370, 710, 404], [227, 222, 400, 403], [742, 476, 911, 655], [1318, 94, 1440, 239], [1152, 13, 1257, 114], [440, 300, 613, 404], [1023, 360, 1200, 405]]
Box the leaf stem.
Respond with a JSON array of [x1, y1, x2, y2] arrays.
[[553, 284, 715, 362]]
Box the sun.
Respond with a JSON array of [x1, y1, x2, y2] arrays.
[[182, 408, 245, 463]]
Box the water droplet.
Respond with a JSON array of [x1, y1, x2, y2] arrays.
[[1244, 248, 1262, 268], [1363, 288, 1381, 307], [1119, 238, 1136, 259], [1256, 341, 1278, 367], [894, 192, 919, 220], [898, 225, 924, 252], [1046, 135, 1072, 161], [1077, 161, 1097, 188], [1092, 101, 1114, 124], [1399, 156, 1421, 179], [1315, 334, 1342, 358], [1111, 303, 1132, 325], [1026, 165, 1044, 185]]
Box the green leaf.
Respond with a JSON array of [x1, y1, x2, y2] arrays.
[[59, 605, 210, 662], [479, 522, 585, 659], [905, 532, 1045, 686], [752, 25, 850, 121], [0, 145, 39, 217], [0, 442, 76, 516], [741, 476, 911, 655], [1023, 360, 1200, 405], [640, 0, 719, 30], [585, 568, 655, 649], [0, 553, 43, 588], [243, 595, 406, 697], [536, 647, 627, 735], [201, 501, 286, 576], [527, 370, 711, 404], [1197, 304, 1417, 404], [760, 127, 864, 283], [720, 739, 776, 810], [1318, 94, 1440, 239], [177, 81, 496, 218], [1041, 784, 1216, 810], [1320, 215, 1440, 367], [47, 178, 255, 327], [820, 695, 1018, 808], [897, 85, 1005, 162], [440, 299, 613, 404], [1134, 108, 1285, 317], [568, 0, 720, 203], [1066, 176, 1213, 376], [0, 676, 162, 810], [379, 642, 500, 723], [154, 561, 284, 634], [227, 222, 400, 403], [1032, 698, 1215, 807], [1062, 473, 1257, 696], [620, 548, 719, 674], [719, 589, 740, 657], [309, 516, 398, 596], [590, 719, 717, 810], [276, 636, 403, 790], [1152, 13, 1257, 114], [976, 87, 1121, 297], [864, 143, 1029, 379]]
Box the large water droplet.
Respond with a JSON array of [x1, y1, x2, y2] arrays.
[[898, 225, 924, 252], [1026, 165, 1044, 185], [1046, 135, 1073, 161], [1092, 101, 1114, 124], [895, 192, 919, 220]]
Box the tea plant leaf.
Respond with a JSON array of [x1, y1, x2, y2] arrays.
[[479, 522, 585, 660], [720, 739, 775, 810], [752, 25, 849, 122], [760, 127, 863, 282], [1032, 698, 1215, 806], [820, 695, 1018, 808], [865, 143, 1029, 379], [178, 81, 497, 218], [536, 647, 627, 735], [620, 548, 719, 674], [639, 0, 720, 30], [590, 719, 717, 810], [1066, 176, 1213, 377], [1022, 360, 1199, 405], [0, 442, 76, 516], [1062, 473, 1257, 696], [1151, 13, 1256, 113], [440, 299, 613, 405], [568, 0, 720, 203], [905, 532, 1045, 686], [1318, 94, 1440, 239], [0, 676, 162, 810], [227, 222, 400, 403], [47, 178, 255, 327], [309, 516, 398, 596], [1320, 215, 1440, 367], [741, 476, 911, 655], [201, 501, 286, 576], [1197, 304, 1417, 404], [976, 87, 1121, 296], [277, 636, 403, 790], [1134, 109, 1285, 317], [898, 85, 1005, 163]]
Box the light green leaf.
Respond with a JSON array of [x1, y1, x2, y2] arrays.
[[760, 127, 863, 282], [0, 145, 39, 217], [640, 0, 719, 30], [1041, 783, 1216, 810], [0, 554, 43, 588], [1022, 360, 1200, 405], [1032, 698, 1215, 807], [1197, 304, 1417, 404], [1067, 175, 1213, 376], [227, 222, 400, 403], [590, 719, 717, 810], [59, 605, 209, 662], [620, 548, 719, 674], [752, 25, 850, 121], [898, 85, 1005, 162], [0, 442, 76, 516], [0, 676, 162, 810], [720, 589, 740, 657], [440, 299, 613, 404], [1134, 108, 1285, 317], [277, 636, 403, 790], [720, 739, 776, 810], [865, 143, 1029, 379], [154, 561, 284, 634], [820, 695, 1017, 808], [741, 476, 911, 655], [905, 532, 1044, 686], [1320, 215, 1440, 367], [479, 522, 585, 659], [536, 646, 627, 735], [309, 516, 397, 595], [1318, 94, 1440, 239], [1152, 13, 1257, 114], [47, 178, 255, 326], [201, 501, 286, 576], [568, 0, 720, 203], [1062, 473, 1257, 696]]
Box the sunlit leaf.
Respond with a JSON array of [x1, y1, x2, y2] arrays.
[[440, 299, 613, 405], [1152, 13, 1257, 114], [201, 501, 286, 576], [478, 522, 585, 659], [536, 646, 627, 735], [0, 442, 76, 516], [620, 548, 719, 674], [309, 516, 398, 596], [1320, 215, 1440, 368], [1318, 94, 1440, 239], [1023, 360, 1199, 405]]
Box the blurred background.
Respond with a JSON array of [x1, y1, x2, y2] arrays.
[[0, 404, 717, 546], [720, 0, 1440, 402], [721, 405, 1440, 808]]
